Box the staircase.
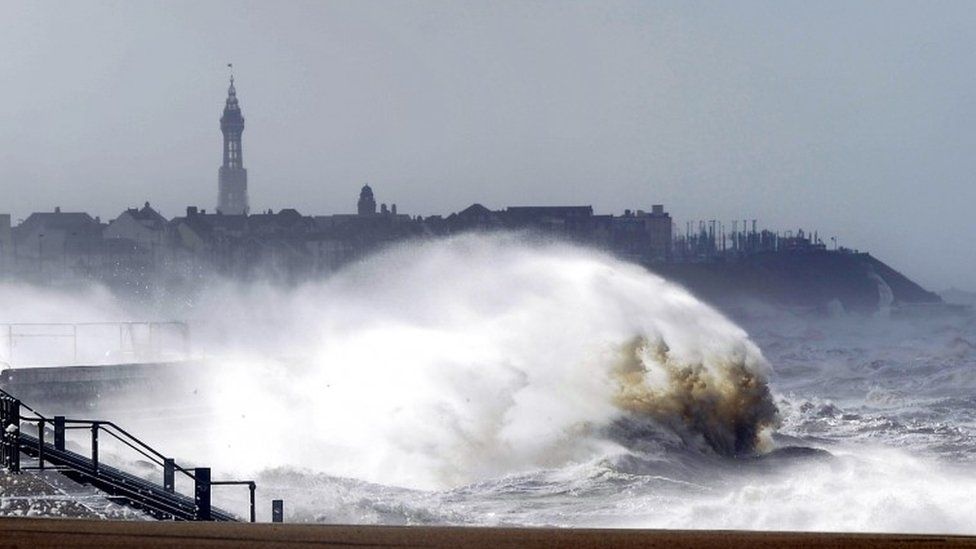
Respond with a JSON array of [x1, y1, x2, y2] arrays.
[[0, 389, 255, 522]]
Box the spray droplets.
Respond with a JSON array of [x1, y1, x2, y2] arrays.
[[199, 233, 778, 488]]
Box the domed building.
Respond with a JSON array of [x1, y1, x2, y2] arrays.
[[357, 184, 377, 216]]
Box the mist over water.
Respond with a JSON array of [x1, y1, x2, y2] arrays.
[[4, 233, 976, 532]]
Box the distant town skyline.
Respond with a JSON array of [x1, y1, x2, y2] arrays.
[[1, 1, 974, 290]]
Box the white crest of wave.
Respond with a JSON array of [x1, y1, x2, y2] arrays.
[[199, 234, 776, 489]]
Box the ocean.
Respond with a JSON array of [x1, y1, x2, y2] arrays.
[[4, 233, 975, 533]]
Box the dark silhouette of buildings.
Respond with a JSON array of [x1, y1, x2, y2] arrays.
[[217, 75, 248, 215], [0, 74, 942, 312], [0, 183, 848, 288], [0, 215, 10, 273]]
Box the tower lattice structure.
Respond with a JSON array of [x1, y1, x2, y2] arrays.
[[218, 75, 249, 215]]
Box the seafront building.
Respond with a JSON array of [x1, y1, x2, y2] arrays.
[[0, 189, 824, 287], [0, 76, 827, 286]]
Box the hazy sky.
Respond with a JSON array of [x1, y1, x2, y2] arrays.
[[1, 1, 973, 290]]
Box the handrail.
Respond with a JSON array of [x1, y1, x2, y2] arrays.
[[100, 428, 166, 468], [17, 432, 237, 521], [0, 386, 258, 521], [0, 321, 191, 368], [0, 387, 44, 419], [211, 480, 258, 523], [18, 415, 196, 480]]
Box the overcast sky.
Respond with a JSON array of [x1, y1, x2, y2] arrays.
[[1, 1, 973, 290]]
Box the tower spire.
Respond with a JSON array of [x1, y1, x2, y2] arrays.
[[217, 67, 248, 215]]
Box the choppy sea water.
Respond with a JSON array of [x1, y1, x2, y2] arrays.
[[5, 235, 974, 533], [244, 306, 976, 533]]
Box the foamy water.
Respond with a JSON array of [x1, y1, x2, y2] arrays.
[[4, 233, 976, 533], [195, 234, 777, 489]]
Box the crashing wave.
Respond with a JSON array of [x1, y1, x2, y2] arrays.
[[191, 233, 779, 488], [613, 336, 777, 456]]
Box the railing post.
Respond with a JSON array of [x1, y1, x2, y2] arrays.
[[36, 418, 44, 469], [194, 467, 212, 521], [163, 458, 175, 492], [272, 499, 283, 523], [249, 482, 256, 523], [90, 423, 99, 473], [1, 397, 7, 470], [54, 416, 65, 451], [1, 397, 20, 473]]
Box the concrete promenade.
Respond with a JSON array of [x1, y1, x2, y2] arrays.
[[0, 519, 973, 548]]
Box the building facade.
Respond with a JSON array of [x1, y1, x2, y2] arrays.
[[357, 185, 377, 216]]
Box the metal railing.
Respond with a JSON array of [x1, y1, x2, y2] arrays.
[[0, 387, 258, 522], [0, 321, 191, 368]]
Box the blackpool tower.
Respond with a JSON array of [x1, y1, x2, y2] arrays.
[[217, 74, 249, 215]]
